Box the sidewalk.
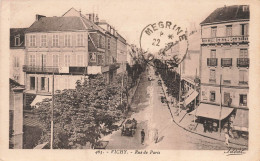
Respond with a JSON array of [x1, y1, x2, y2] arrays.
[[157, 74, 248, 147]]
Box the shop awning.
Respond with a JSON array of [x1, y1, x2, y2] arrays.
[[184, 90, 198, 106], [189, 103, 233, 120], [31, 95, 51, 107], [233, 109, 248, 132]]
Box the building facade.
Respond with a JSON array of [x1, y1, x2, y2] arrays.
[[10, 28, 27, 85], [199, 5, 249, 132]]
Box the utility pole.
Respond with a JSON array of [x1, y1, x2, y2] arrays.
[[194, 68, 197, 123]]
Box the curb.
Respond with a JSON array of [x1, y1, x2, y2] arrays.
[[158, 76, 248, 147]]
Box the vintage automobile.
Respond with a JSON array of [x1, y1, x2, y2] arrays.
[[121, 119, 137, 137]]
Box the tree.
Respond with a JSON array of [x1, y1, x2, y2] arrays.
[[35, 74, 125, 149]]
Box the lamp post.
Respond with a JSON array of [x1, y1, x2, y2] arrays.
[[50, 69, 54, 149]]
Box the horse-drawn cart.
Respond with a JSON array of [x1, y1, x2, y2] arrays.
[[121, 119, 137, 137]]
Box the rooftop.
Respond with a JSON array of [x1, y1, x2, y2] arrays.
[[200, 5, 250, 25]]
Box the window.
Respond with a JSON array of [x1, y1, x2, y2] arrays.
[[240, 49, 248, 58], [108, 38, 111, 50], [53, 55, 59, 67], [13, 56, 19, 67], [242, 6, 249, 12], [29, 35, 36, 47], [90, 53, 96, 62], [77, 55, 83, 66], [77, 34, 84, 46], [226, 25, 232, 36], [64, 34, 71, 47], [41, 77, 45, 90], [41, 35, 47, 47], [97, 55, 104, 65], [52, 34, 59, 47], [239, 94, 247, 106], [224, 93, 231, 105], [30, 77, 35, 90], [210, 69, 216, 80], [210, 50, 216, 58], [239, 70, 248, 84], [211, 27, 217, 37], [241, 24, 249, 36], [42, 54, 46, 67], [15, 36, 20, 46], [29, 55, 36, 66], [210, 91, 215, 102], [64, 55, 71, 67]]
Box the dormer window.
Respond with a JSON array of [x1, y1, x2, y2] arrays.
[[14, 35, 20, 46], [243, 6, 249, 12]]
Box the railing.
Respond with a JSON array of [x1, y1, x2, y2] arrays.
[[221, 58, 232, 67], [209, 79, 216, 83], [23, 65, 59, 73], [223, 80, 231, 84], [202, 35, 249, 44], [207, 58, 218, 67], [239, 81, 248, 85], [237, 58, 249, 68]]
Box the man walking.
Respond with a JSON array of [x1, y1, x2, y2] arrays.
[[141, 129, 145, 145]]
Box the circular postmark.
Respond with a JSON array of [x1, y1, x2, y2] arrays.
[[139, 21, 189, 69]]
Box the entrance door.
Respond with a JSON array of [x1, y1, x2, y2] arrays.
[[30, 77, 35, 90]]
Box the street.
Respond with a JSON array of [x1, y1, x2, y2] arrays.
[[103, 66, 245, 150]]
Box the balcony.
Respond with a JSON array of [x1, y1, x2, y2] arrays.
[[237, 58, 249, 68], [202, 35, 249, 44], [221, 58, 232, 67], [239, 81, 248, 85], [23, 65, 87, 74], [209, 79, 216, 83], [223, 80, 231, 84], [23, 65, 59, 73], [207, 58, 218, 67]]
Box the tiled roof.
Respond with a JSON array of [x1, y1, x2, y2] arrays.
[[26, 17, 87, 32], [10, 78, 24, 89], [10, 28, 27, 48], [201, 5, 249, 25]]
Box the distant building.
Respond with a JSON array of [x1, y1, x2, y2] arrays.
[[199, 5, 249, 132], [9, 79, 25, 149], [10, 28, 27, 85]]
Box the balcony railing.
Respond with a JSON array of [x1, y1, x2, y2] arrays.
[[239, 81, 248, 85], [209, 79, 216, 83], [237, 58, 249, 68], [23, 65, 87, 74], [207, 58, 218, 67], [23, 65, 59, 73], [223, 80, 231, 84], [202, 35, 249, 44], [221, 58, 232, 67]]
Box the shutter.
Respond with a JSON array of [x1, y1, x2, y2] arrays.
[[48, 34, 52, 47], [239, 70, 243, 82], [46, 53, 52, 66], [72, 33, 76, 47], [59, 53, 64, 67], [244, 71, 248, 82], [36, 34, 40, 47], [59, 34, 64, 47]]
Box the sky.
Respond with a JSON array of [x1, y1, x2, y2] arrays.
[[9, 0, 247, 45]]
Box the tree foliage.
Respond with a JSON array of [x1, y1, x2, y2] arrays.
[[35, 74, 128, 149]]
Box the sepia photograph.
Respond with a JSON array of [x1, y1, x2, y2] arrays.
[[1, 0, 260, 160]]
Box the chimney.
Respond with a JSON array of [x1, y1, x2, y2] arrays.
[[36, 14, 46, 21], [95, 14, 99, 23]]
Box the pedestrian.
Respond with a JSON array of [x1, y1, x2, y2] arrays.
[[224, 129, 230, 146], [141, 129, 145, 145], [154, 129, 159, 143], [203, 120, 207, 133]]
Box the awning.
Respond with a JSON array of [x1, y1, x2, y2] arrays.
[[31, 95, 51, 107], [233, 109, 248, 132], [189, 103, 233, 120], [182, 89, 193, 98], [184, 90, 198, 106]]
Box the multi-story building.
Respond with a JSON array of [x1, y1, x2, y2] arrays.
[[23, 12, 114, 96], [198, 5, 249, 132], [10, 28, 27, 85]]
